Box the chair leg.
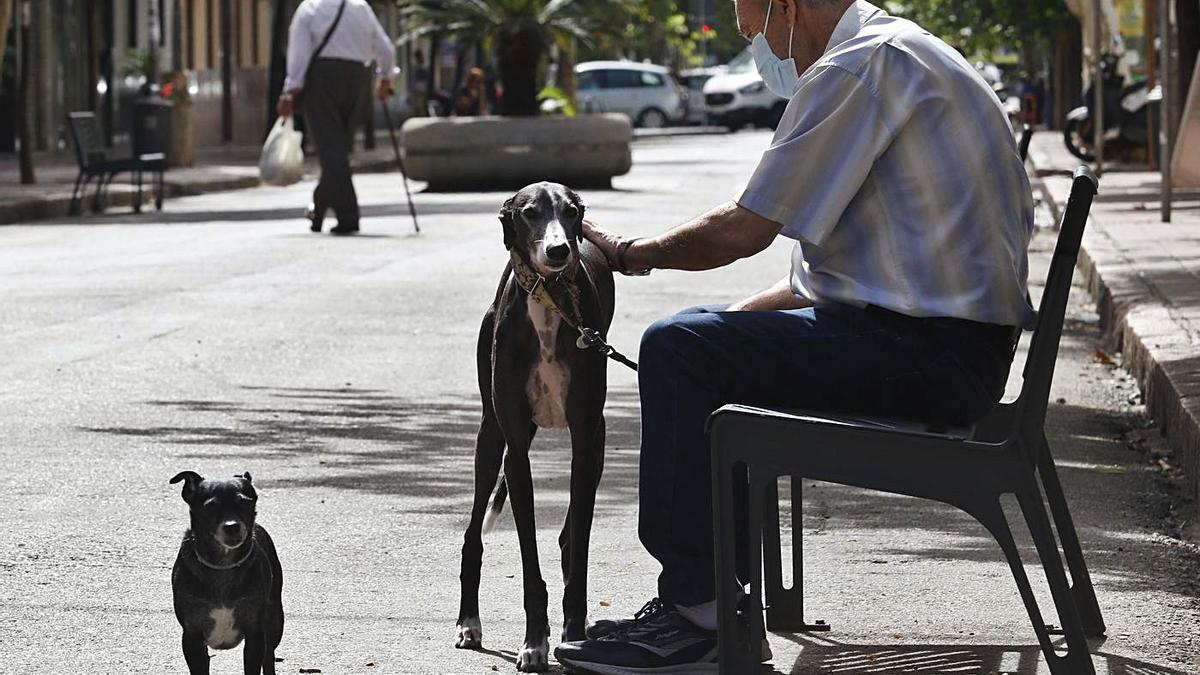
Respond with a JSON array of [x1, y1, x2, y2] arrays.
[[1038, 438, 1106, 637], [713, 450, 758, 675], [91, 174, 109, 213], [763, 477, 828, 632], [70, 172, 87, 216], [133, 169, 143, 213], [155, 170, 164, 210], [974, 495, 1095, 675], [1015, 480, 1096, 674]]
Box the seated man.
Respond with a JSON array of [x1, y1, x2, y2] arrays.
[[554, 0, 1035, 672]]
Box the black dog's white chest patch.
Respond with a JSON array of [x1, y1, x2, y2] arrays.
[[526, 298, 570, 428], [205, 606, 242, 649]]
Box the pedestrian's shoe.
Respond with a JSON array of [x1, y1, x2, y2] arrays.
[[585, 598, 665, 639], [554, 599, 718, 674], [306, 204, 324, 233], [329, 222, 360, 236]]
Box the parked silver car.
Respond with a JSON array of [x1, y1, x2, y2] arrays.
[[576, 61, 687, 128]]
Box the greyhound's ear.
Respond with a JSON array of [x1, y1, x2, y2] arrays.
[[567, 190, 586, 242], [498, 197, 517, 250], [170, 471, 203, 503]]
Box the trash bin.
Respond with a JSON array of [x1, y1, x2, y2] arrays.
[[132, 99, 174, 160]]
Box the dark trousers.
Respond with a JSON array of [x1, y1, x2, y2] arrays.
[[302, 58, 370, 227], [636, 303, 1017, 606]]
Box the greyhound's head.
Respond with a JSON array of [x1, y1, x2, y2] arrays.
[[498, 182, 586, 276]]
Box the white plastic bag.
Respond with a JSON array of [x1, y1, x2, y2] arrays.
[[259, 116, 305, 186]]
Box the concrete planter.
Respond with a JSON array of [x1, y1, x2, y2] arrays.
[[400, 114, 632, 190]]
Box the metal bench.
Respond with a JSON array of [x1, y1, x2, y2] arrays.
[[709, 167, 1104, 675], [67, 111, 167, 215]]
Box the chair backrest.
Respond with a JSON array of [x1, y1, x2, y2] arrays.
[[1018, 123, 1033, 162], [1016, 166, 1098, 442], [67, 112, 106, 168]]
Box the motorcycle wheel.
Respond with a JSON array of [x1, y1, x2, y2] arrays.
[[1063, 117, 1096, 162]]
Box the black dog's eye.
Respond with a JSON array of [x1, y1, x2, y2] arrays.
[[238, 494, 256, 504], [201, 498, 220, 512]]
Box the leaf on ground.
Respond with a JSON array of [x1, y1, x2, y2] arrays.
[[1093, 347, 1116, 366], [599, 600, 611, 607], [300, 669, 322, 674]]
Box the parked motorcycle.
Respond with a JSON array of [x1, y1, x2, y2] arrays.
[[1063, 53, 1149, 162]]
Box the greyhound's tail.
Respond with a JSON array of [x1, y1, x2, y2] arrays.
[[481, 478, 508, 535]]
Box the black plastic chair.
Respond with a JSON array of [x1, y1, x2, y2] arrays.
[[67, 112, 166, 215], [1019, 123, 1034, 162], [710, 167, 1104, 675]]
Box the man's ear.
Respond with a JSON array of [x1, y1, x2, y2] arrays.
[[498, 197, 517, 250], [169, 471, 204, 503]]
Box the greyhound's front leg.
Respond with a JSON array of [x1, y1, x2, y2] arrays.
[[504, 432, 550, 672], [561, 417, 605, 643]]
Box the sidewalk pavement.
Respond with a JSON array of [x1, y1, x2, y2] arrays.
[[0, 140, 400, 225], [0, 126, 721, 227], [1029, 132, 1200, 522]]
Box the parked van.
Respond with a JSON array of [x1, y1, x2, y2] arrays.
[[575, 61, 688, 128]]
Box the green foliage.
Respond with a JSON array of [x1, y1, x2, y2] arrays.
[[538, 85, 578, 115], [885, 0, 1072, 57], [397, 0, 610, 50]]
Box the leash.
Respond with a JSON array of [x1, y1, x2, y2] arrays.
[[509, 251, 638, 372]]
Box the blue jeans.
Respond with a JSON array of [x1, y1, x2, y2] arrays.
[[636, 303, 1017, 606]]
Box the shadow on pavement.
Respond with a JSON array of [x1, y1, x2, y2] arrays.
[[80, 384, 644, 520], [778, 634, 1189, 674]]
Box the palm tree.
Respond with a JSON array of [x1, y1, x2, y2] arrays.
[[399, 0, 614, 116]]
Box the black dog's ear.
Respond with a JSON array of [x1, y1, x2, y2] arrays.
[[567, 189, 586, 242], [238, 471, 253, 484], [498, 197, 517, 250], [169, 471, 203, 503]]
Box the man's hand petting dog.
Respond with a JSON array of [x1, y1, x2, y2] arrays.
[[581, 219, 622, 271]]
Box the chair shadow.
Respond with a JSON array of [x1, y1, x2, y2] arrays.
[[776, 634, 1189, 674]]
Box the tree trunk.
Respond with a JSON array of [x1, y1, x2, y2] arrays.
[[17, 0, 34, 184], [561, 38, 577, 113], [265, 0, 290, 136], [0, 0, 12, 76], [496, 28, 543, 116]]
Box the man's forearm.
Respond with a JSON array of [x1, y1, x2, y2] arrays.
[[623, 202, 780, 272]]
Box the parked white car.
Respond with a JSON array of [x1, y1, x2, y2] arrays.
[[702, 49, 788, 130], [678, 66, 727, 125], [575, 61, 687, 128]]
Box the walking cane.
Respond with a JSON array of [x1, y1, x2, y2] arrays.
[[380, 100, 420, 234]]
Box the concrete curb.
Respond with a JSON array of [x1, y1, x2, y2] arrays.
[[1032, 166, 1200, 505]]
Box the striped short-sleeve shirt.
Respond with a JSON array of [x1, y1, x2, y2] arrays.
[[737, 1, 1037, 329]]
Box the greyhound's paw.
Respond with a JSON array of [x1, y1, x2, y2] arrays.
[[516, 637, 550, 672], [455, 618, 483, 650]]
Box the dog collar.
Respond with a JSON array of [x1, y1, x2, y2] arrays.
[[508, 251, 585, 329], [194, 539, 256, 571]]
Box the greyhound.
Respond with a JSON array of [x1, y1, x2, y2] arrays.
[[455, 182, 615, 672]]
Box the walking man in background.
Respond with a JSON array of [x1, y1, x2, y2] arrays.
[[277, 0, 396, 235]]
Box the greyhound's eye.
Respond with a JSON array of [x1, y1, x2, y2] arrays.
[[563, 205, 578, 218], [521, 205, 538, 219]]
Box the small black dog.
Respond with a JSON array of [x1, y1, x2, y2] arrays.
[[170, 471, 284, 675]]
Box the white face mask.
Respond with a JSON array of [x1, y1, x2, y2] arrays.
[[750, 1, 799, 98]]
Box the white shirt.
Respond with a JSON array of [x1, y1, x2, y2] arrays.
[[284, 0, 396, 92], [738, 1, 1036, 328]]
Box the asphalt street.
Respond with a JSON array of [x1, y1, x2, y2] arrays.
[[1, 130, 1197, 674]]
